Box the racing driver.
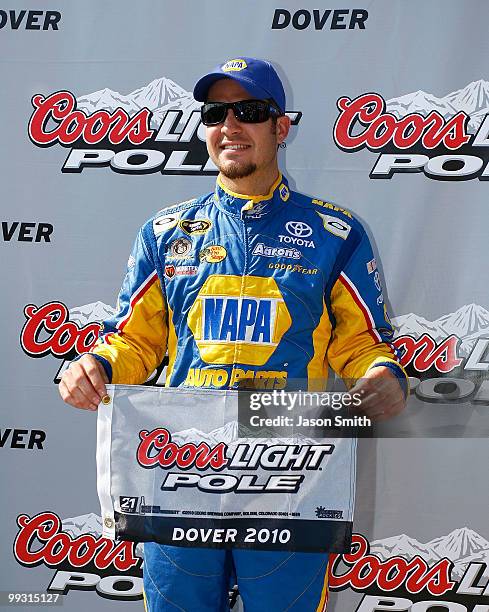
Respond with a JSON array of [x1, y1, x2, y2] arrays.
[[59, 57, 408, 611]]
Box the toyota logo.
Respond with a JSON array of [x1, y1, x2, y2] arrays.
[[285, 221, 313, 238]]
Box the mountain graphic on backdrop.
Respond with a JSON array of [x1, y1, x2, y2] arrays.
[[370, 527, 489, 580], [69, 301, 116, 326], [392, 303, 489, 356], [386, 79, 489, 132], [63, 513, 144, 558], [76, 78, 489, 133], [77, 78, 199, 129], [435, 303, 489, 337], [63, 513, 103, 538]]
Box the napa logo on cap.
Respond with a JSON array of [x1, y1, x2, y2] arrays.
[[222, 59, 247, 72], [187, 275, 291, 366]]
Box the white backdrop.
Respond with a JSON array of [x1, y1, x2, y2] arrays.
[[2, 2, 489, 610]]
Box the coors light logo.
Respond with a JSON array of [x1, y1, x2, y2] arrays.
[[333, 80, 489, 180], [330, 528, 489, 611], [28, 78, 302, 175], [13, 511, 143, 599], [19, 300, 168, 385], [135, 423, 331, 494], [391, 303, 489, 404]]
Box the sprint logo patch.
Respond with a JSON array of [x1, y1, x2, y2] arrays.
[[180, 219, 212, 235]]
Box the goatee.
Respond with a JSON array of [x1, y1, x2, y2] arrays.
[[218, 161, 257, 180]]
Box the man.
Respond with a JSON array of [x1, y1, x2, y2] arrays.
[[60, 57, 407, 611]]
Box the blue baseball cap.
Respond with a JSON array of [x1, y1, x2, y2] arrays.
[[193, 57, 286, 114]]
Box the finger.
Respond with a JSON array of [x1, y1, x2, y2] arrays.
[[384, 395, 406, 417], [67, 362, 102, 406], [61, 370, 99, 410], [350, 377, 386, 399], [59, 378, 98, 411], [360, 389, 401, 413], [358, 376, 403, 404], [358, 388, 392, 411], [58, 378, 71, 404], [351, 381, 382, 411], [357, 388, 405, 420], [366, 391, 406, 420], [99, 363, 109, 384], [372, 398, 405, 422], [356, 393, 385, 420], [80, 357, 108, 399]]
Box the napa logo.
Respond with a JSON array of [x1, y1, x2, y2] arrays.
[[187, 275, 291, 366], [203, 297, 276, 343], [222, 59, 247, 72]]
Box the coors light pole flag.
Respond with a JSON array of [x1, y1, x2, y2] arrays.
[[96, 385, 356, 552]]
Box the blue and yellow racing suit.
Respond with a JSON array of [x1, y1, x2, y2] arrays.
[[91, 173, 406, 612]]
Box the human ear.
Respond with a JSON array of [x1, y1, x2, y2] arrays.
[[276, 114, 291, 144]]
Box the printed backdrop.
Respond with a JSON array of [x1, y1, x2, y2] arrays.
[[2, 1, 489, 610]]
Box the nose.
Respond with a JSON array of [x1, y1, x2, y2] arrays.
[[221, 107, 242, 135]]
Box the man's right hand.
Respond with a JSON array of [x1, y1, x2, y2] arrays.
[[59, 354, 109, 411]]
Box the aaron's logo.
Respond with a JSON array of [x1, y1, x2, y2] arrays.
[[187, 275, 291, 365]]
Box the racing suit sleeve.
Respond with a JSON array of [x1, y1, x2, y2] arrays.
[[89, 226, 168, 385], [327, 228, 407, 393]]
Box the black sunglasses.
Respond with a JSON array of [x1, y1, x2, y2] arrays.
[[201, 99, 282, 126]]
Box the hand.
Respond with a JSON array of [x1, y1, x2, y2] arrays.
[[351, 366, 406, 422], [59, 354, 109, 411]]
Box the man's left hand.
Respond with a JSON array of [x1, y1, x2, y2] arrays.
[[351, 366, 406, 422]]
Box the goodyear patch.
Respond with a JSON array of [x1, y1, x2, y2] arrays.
[[268, 262, 318, 274]]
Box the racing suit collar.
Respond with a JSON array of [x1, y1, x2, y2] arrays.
[[214, 173, 290, 219]]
